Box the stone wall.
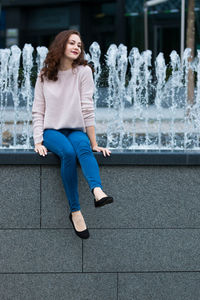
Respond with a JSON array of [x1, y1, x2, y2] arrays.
[[0, 150, 200, 299]]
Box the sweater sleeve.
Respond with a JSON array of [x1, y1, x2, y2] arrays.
[[80, 66, 95, 127], [32, 75, 45, 144]]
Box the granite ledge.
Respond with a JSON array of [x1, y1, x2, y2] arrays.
[[0, 149, 200, 165]]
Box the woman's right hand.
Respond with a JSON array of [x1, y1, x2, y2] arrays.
[[34, 143, 48, 156]]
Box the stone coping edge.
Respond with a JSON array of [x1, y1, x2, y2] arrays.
[[0, 149, 200, 165]]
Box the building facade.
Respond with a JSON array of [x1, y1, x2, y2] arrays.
[[0, 0, 125, 55], [0, 0, 200, 59]]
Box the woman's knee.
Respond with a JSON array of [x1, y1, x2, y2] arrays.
[[76, 140, 92, 156], [61, 146, 76, 160]]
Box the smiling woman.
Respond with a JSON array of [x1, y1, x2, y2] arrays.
[[39, 30, 87, 82], [61, 34, 82, 64], [32, 30, 114, 240]]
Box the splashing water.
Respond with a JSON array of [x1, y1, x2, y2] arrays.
[[89, 42, 101, 107], [0, 48, 10, 146], [1, 43, 200, 150]]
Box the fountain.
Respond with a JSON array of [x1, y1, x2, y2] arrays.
[[1, 43, 200, 298], [0, 42, 200, 150]]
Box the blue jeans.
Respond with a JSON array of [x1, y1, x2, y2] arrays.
[[43, 129, 102, 212]]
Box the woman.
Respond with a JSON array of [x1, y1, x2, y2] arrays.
[[32, 30, 113, 239]]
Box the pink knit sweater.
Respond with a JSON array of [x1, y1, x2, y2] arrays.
[[32, 65, 95, 144]]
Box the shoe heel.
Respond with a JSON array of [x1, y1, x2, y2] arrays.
[[94, 196, 114, 207], [69, 213, 90, 239]]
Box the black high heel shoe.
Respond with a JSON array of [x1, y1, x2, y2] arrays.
[[69, 213, 90, 239], [92, 188, 114, 207], [94, 196, 114, 207]]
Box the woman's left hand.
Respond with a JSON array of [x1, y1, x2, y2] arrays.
[[92, 145, 111, 157]]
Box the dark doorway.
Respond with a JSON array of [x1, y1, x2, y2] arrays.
[[153, 25, 180, 63]]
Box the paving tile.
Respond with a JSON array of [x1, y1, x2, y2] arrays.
[[0, 166, 40, 228], [84, 229, 200, 272], [0, 273, 117, 300], [0, 230, 82, 272], [118, 272, 200, 300]]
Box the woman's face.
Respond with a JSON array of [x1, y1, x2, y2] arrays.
[[64, 34, 82, 61]]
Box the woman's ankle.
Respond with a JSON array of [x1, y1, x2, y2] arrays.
[[71, 210, 81, 215], [92, 187, 102, 194], [93, 188, 107, 200]]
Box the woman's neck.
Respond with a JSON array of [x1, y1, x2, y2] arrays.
[[59, 57, 73, 71]]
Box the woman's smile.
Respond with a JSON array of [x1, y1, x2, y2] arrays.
[[71, 51, 79, 55]]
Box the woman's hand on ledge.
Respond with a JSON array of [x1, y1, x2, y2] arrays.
[[34, 143, 48, 157], [92, 145, 111, 157]]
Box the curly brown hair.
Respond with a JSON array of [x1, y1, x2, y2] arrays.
[[41, 30, 89, 82]]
